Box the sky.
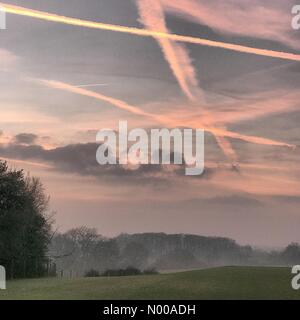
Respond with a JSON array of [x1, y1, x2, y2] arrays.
[[0, 0, 300, 247]]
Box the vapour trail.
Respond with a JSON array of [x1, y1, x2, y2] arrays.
[[214, 136, 238, 162], [137, 0, 199, 101], [41, 80, 154, 119], [2, 3, 300, 62], [137, 0, 237, 161], [76, 83, 109, 88], [0, 157, 53, 169], [41, 79, 294, 149]]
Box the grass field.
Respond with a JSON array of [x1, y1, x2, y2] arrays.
[[0, 266, 299, 300]]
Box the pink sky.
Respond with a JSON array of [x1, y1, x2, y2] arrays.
[[0, 0, 300, 247]]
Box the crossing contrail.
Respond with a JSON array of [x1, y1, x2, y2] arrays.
[[137, 0, 238, 161], [41, 79, 156, 119], [41, 79, 295, 149], [1, 3, 300, 62], [137, 0, 199, 101]]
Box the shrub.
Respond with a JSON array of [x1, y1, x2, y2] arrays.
[[101, 266, 142, 277], [143, 268, 159, 275], [101, 267, 159, 277], [84, 269, 100, 277]]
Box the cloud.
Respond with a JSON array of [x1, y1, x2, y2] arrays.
[[0, 142, 180, 183], [0, 139, 226, 185], [40, 79, 295, 152], [272, 195, 300, 204], [162, 0, 300, 49], [185, 194, 264, 208], [179, 88, 300, 127], [14, 133, 38, 145]]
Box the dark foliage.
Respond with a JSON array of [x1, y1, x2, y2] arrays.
[[100, 267, 159, 277], [84, 269, 100, 277], [0, 160, 52, 278], [101, 266, 142, 277]]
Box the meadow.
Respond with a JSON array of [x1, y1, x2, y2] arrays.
[[0, 266, 299, 300]]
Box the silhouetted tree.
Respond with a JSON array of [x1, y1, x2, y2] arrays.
[[0, 160, 52, 278]]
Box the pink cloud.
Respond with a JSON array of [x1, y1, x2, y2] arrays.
[[161, 0, 299, 49]]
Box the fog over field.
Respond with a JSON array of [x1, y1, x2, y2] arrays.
[[49, 228, 300, 276]]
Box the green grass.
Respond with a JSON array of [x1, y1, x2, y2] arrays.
[[0, 266, 299, 300]]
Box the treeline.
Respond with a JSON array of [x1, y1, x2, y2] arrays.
[[251, 243, 300, 266], [0, 161, 53, 279], [50, 228, 300, 276], [49, 228, 253, 275]]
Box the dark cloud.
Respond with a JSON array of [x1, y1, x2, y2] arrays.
[[0, 142, 181, 184], [0, 140, 224, 185], [272, 195, 300, 204], [14, 133, 38, 145]]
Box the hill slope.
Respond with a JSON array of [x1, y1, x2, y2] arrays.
[[0, 267, 299, 300]]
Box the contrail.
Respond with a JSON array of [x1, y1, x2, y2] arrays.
[[137, 0, 199, 101], [76, 83, 109, 88], [215, 135, 238, 163], [0, 156, 53, 169], [41, 79, 154, 118], [2, 3, 300, 62], [206, 126, 294, 148], [137, 0, 238, 161], [41, 79, 294, 149]]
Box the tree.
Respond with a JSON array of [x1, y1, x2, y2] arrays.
[[281, 243, 300, 265], [120, 242, 149, 269], [50, 227, 103, 275], [0, 160, 52, 278]]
